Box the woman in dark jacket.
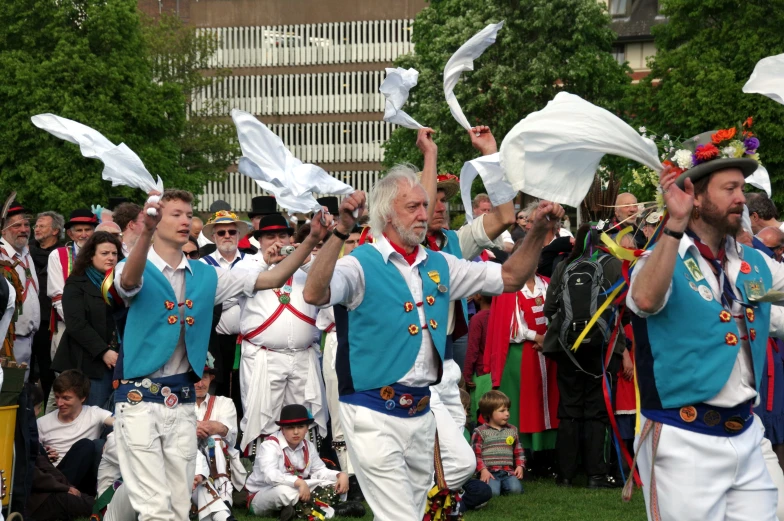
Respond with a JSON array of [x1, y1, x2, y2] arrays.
[[52, 232, 124, 409]]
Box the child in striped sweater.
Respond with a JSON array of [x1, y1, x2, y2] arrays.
[[471, 390, 525, 497]]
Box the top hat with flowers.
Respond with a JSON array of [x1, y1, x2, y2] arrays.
[[665, 118, 761, 189]]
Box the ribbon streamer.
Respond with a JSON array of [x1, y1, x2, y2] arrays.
[[499, 92, 662, 207], [232, 109, 354, 213], [380, 67, 424, 129], [459, 153, 517, 223], [443, 21, 505, 131]]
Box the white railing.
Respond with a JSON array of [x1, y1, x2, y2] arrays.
[[197, 19, 415, 68], [192, 70, 386, 115], [196, 170, 383, 212]]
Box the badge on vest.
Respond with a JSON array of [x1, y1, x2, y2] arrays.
[[698, 285, 713, 302], [684, 259, 705, 282], [743, 280, 765, 301]]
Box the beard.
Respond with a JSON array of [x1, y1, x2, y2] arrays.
[[699, 193, 743, 236], [217, 242, 238, 256], [392, 215, 427, 247]]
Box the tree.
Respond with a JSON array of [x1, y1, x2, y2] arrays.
[[626, 0, 784, 202], [382, 0, 632, 196]]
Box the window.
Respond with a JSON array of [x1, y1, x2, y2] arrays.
[[610, 0, 630, 17], [612, 44, 626, 65]]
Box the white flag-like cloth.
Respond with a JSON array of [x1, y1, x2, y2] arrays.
[[499, 92, 662, 207], [443, 21, 504, 131], [459, 153, 517, 223], [232, 109, 354, 213], [380, 67, 424, 129], [743, 53, 784, 105], [746, 165, 772, 197], [31, 114, 164, 194]]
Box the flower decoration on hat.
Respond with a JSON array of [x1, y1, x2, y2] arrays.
[[167, 315, 178, 325]]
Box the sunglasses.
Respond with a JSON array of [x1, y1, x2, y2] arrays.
[[215, 229, 238, 237], [183, 250, 199, 259], [517, 216, 528, 220]]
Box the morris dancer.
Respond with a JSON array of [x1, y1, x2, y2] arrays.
[[112, 189, 327, 521], [304, 168, 563, 521], [629, 129, 781, 520]]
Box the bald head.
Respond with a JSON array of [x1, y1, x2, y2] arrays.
[[758, 226, 784, 249], [615, 193, 639, 223]]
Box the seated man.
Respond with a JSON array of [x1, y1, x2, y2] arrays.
[[195, 355, 247, 506], [36, 369, 113, 495], [245, 404, 364, 520]]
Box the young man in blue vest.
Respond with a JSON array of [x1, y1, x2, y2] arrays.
[[629, 131, 784, 520], [112, 189, 328, 521], [304, 168, 562, 521]]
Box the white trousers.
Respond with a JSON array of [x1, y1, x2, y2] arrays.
[[199, 436, 247, 504], [322, 332, 353, 475], [636, 413, 778, 521], [757, 415, 784, 521], [430, 360, 475, 491], [104, 482, 231, 521], [115, 400, 197, 521], [249, 479, 337, 516], [193, 480, 233, 521], [341, 402, 435, 521]]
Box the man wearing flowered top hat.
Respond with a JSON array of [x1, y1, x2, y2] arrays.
[[628, 123, 783, 520]]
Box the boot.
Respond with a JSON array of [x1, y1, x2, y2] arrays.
[[346, 475, 364, 502]]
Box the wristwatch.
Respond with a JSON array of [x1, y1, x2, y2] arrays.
[[662, 227, 684, 240], [332, 228, 349, 241]]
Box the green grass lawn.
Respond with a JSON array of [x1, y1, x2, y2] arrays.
[[234, 479, 649, 521]]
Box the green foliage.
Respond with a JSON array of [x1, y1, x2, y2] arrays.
[[626, 0, 784, 203], [383, 0, 631, 200]]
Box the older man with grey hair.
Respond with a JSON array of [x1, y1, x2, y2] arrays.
[[304, 167, 563, 521]]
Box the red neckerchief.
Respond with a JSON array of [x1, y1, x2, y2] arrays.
[[687, 231, 726, 273], [425, 233, 441, 252], [385, 235, 419, 266]]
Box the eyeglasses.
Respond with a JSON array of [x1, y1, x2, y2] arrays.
[[517, 216, 528, 221], [215, 229, 238, 237], [183, 250, 199, 259]]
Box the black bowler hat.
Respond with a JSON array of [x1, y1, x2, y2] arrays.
[[248, 196, 278, 218], [316, 196, 339, 216], [108, 197, 129, 210], [65, 209, 98, 229], [209, 200, 232, 213], [6, 200, 25, 218], [252, 213, 294, 239], [275, 404, 315, 427]]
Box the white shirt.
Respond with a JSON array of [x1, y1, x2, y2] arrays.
[[500, 229, 514, 245], [0, 279, 16, 348], [196, 393, 239, 447], [511, 276, 548, 343], [316, 306, 335, 333], [114, 246, 257, 378], [627, 234, 784, 407], [457, 214, 506, 260], [47, 243, 79, 320], [326, 236, 504, 387], [245, 430, 339, 494], [0, 239, 40, 336], [235, 256, 318, 351], [201, 249, 245, 335], [37, 405, 111, 465]]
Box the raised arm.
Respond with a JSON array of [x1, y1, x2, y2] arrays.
[[303, 192, 366, 306], [416, 128, 438, 224], [120, 196, 161, 290], [630, 166, 692, 314], [253, 211, 329, 291], [501, 201, 564, 292], [468, 126, 516, 241]]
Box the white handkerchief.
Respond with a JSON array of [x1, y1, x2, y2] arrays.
[[443, 21, 504, 131], [746, 165, 772, 197], [743, 53, 784, 105], [460, 153, 517, 223], [31, 114, 163, 193], [232, 109, 354, 213], [499, 92, 662, 207], [380, 67, 424, 129]]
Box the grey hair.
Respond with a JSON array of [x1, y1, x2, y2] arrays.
[[369, 163, 424, 235], [36, 211, 65, 237], [523, 200, 540, 216]]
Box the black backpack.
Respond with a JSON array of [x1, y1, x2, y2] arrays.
[[557, 254, 615, 353]]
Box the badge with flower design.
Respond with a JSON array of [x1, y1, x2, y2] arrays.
[[725, 332, 738, 346], [746, 308, 755, 323], [429, 319, 438, 330], [408, 324, 419, 335], [426, 295, 435, 306], [164, 300, 175, 310], [719, 310, 732, 323], [185, 299, 193, 309], [167, 315, 178, 325], [185, 316, 195, 326], [506, 436, 515, 446], [404, 302, 414, 313], [750, 328, 757, 341]]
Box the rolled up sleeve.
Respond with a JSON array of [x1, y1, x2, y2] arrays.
[[214, 267, 257, 305], [113, 262, 140, 303], [625, 253, 672, 317], [456, 215, 501, 260]]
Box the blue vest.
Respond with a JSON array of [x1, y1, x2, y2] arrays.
[[637, 245, 771, 409], [120, 259, 217, 379], [337, 245, 450, 393]]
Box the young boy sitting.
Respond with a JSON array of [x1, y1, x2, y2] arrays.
[[471, 390, 525, 497], [245, 404, 365, 520]]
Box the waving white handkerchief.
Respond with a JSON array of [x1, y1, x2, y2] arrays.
[[743, 54, 784, 105], [380, 67, 424, 129], [460, 153, 517, 223], [499, 92, 662, 207], [444, 21, 504, 131], [232, 109, 354, 213], [31, 114, 164, 195], [746, 165, 772, 197]]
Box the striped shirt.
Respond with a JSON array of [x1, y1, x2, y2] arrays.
[[471, 423, 525, 472]]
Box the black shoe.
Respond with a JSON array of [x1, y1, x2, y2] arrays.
[[556, 477, 573, 487], [333, 501, 367, 518], [279, 505, 296, 521], [347, 475, 364, 502], [587, 474, 622, 489]]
